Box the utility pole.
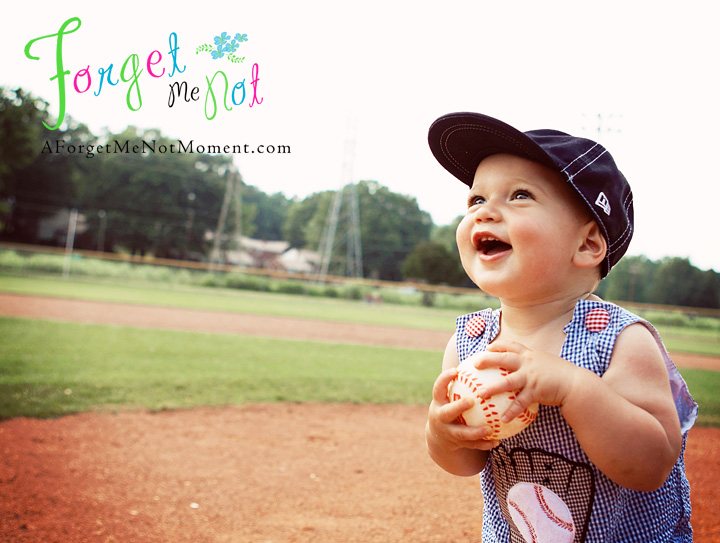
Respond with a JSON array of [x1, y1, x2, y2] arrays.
[[210, 165, 242, 267], [233, 169, 243, 252], [317, 119, 363, 281], [62, 208, 79, 279], [97, 210, 106, 253], [346, 181, 363, 278], [317, 185, 343, 279]]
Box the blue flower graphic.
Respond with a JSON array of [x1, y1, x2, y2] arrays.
[[214, 32, 231, 47], [198, 32, 248, 61]]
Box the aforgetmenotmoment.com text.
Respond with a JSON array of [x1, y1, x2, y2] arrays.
[[41, 139, 290, 159]]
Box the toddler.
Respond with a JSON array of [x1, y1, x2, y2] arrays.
[[425, 112, 697, 542]]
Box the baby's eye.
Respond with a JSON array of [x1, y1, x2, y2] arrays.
[[512, 190, 533, 200], [468, 195, 486, 207]]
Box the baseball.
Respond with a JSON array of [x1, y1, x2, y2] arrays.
[[507, 483, 575, 543], [448, 359, 538, 440]]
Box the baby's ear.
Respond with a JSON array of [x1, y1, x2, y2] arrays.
[[574, 220, 607, 269]]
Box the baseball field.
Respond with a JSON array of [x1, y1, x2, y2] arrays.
[[1, 275, 719, 542]]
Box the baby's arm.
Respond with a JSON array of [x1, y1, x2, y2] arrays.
[[476, 323, 682, 491], [425, 334, 497, 477], [562, 323, 682, 491]]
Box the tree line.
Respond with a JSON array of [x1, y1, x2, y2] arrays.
[[0, 87, 433, 281], [1, 87, 717, 308]]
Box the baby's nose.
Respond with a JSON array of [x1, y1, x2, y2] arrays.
[[473, 201, 501, 222]]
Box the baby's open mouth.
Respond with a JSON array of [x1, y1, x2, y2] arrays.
[[474, 235, 512, 256]]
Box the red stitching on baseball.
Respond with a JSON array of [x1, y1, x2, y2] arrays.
[[452, 368, 535, 438], [509, 499, 538, 543], [534, 485, 574, 532]]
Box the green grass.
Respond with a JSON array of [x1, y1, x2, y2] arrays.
[[0, 274, 459, 332], [0, 317, 440, 420], [2, 252, 717, 427], [0, 248, 497, 313], [2, 273, 718, 357], [657, 327, 720, 357], [1, 317, 718, 426]]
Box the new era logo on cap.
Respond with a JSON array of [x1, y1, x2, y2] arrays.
[[595, 192, 611, 216]]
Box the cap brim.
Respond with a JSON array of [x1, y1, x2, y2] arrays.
[[428, 112, 557, 186]]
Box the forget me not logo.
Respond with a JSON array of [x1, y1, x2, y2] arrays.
[[23, 17, 263, 129]]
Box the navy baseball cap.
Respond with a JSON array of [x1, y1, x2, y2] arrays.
[[428, 112, 633, 277]]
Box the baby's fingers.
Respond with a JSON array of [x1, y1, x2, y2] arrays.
[[470, 350, 520, 372], [432, 367, 459, 403], [476, 368, 524, 399], [499, 387, 536, 423], [440, 395, 475, 424], [486, 341, 528, 355]]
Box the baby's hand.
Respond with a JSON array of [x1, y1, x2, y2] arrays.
[[470, 341, 579, 423], [426, 367, 499, 452]]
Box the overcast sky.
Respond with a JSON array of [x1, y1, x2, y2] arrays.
[[4, 1, 718, 271]]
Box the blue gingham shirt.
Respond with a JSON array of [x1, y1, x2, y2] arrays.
[[456, 300, 697, 542]]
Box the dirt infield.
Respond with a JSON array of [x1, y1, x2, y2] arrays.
[[1, 294, 719, 542]]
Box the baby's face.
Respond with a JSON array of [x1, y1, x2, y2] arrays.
[[456, 153, 591, 301]]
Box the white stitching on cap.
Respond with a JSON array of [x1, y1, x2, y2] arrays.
[[439, 126, 471, 176], [440, 124, 533, 176], [564, 147, 632, 260], [608, 192, 633, 251], [438, 124, 540, 179], [607, 192, 634, 253], [564, 147, 607, 179], [560, 143, 602, 177]]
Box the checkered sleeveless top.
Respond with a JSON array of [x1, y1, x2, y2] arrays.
[[455, 300, 697, 543]]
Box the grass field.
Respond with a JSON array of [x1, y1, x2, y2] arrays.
[[2, 317, 717, 426], [0, 275, 460, 332], [0, 317, 440, 419], [1, 273, 718, 426], [1, 274, 718, 357]]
